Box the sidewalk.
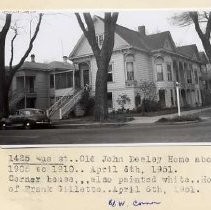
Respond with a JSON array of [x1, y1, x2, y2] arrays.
[[52, 107, 211, 128], [129, 107, 211, 124]]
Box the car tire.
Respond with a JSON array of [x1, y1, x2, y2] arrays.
[[0, 122, 6, 130], [24, 121, 31, 130]]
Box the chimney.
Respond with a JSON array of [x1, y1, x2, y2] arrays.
[[63, 56, 68, 63], [138, 26, 146, 35], [31, 54, 35, 62]]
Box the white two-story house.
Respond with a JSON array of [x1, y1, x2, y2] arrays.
[[69, 16, 206, 110]]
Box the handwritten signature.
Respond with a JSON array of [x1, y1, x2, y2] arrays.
[[108, 199, 161, 207]]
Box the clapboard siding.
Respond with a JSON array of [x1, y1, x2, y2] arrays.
[[134, 52, 154, 84], [34, 71, 49, 109]]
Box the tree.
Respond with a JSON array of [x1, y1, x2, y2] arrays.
[[75, 13, 118, 121], [171, 11, 211, 63], [0, 13, 43, 117]]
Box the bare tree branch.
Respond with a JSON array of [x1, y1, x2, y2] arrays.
[[75, 13, 100, 58], [10, 13, 43, 76], [205, 11, 211, 39], [189, 12, 204, 40], [9, 28, 18, 70], [75, 13, 87, 36]]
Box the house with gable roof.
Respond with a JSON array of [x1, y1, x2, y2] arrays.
[[69, 15, 206, 111]]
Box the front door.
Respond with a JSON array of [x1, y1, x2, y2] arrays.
[[83, 69, 89, 87], [75, 71, 81, 89]]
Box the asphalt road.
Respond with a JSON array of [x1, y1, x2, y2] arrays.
[[1, 110, 211, 145]]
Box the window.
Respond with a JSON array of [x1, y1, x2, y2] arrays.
[[126, 62, 134, 81], [197, 90, 200, 103], [96, 34, 104, 46], [107, 64, 113, 82], [50, 74, 54, 88], [170, 89, 174, 106], [187, 70, 192, 83], [194, 71, 198, 84], [156, 64, 164, 81], [67, 71, 73, 87], [107, 92, 113, 108], [167, 63, 172, 81], [55, 71, 73, 89], [125, 54, 135, 81], [99, 34, 104, 45]]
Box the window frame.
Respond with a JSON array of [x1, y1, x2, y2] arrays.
[[167, 63, 172, 81], [194, 70, 198, 84], [96, 33, 104, 47], [156, 64, 164, 81], [55, 71, 73, 90], [50, 74, 55, 88], [107, 92, 113, 108], [107, 63, 113, 82], [126, 61, 135, 81]]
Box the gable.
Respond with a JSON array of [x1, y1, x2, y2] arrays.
[[163, 39, 174, 51], [70, 17, 130, 58]]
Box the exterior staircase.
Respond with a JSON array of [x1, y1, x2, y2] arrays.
[[9, 89, 25, 112], [47, 88, 84, 120]]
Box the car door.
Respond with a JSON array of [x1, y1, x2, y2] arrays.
[[9, 111, 21, 125]]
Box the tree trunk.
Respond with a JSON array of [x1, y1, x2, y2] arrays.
[[201, 40, 211, 63], [94, 60, 108, 121], [0, 37, 7, 117]]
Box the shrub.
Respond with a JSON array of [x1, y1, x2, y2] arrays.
[[157, 114, 201, 123], [116, 94, 131, 111], [78, 90, 95, 116], [137, 99, 161, 113]]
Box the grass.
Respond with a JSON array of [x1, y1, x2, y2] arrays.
[[157, 114, 201, 123], [55, 114, 134, 124]]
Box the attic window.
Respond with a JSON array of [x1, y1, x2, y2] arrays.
[[96, 34, 104, 46]]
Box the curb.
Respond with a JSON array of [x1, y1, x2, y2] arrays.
[[52, 122, 128, 129]]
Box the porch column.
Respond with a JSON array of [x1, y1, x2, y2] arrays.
[[73, 69, 75, 89]]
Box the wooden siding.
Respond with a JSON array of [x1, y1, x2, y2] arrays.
[[33, 71, 50, 109], [134, 52, 154, 84]]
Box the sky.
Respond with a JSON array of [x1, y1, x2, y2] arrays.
[[1, 10, 205, 65]]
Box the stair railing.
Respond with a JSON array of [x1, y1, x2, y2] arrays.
[[60, 89, 84, 119], [47, 89, 75, 117]]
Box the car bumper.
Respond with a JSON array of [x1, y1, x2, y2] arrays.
[[35, 121, 51, 125]]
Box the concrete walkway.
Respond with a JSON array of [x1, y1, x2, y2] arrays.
[[129, 107, 211, 124]]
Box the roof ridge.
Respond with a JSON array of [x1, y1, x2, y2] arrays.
[[146, 31, 170, 37]]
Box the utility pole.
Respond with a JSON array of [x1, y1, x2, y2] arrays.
[[175, 82, 181, 116]]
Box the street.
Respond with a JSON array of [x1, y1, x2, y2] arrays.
[[1, 110, 211, 145]]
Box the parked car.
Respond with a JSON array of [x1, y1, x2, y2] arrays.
[[0, 108, 51, 130]]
